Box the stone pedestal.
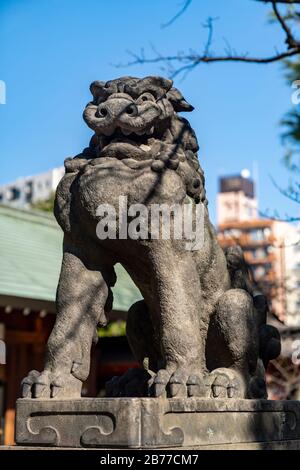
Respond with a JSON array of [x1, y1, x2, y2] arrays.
[[15, 397, 300, 449]]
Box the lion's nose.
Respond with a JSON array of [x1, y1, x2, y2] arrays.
[[96, 99, 138, 121], [124, 103, 138, 116], [96, 105, 109, 118]]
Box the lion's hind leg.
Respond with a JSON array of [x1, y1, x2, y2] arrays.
[[206, 288, 265, 399]]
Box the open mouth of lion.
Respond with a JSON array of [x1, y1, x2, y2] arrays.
[[98, 126, 155, 160]]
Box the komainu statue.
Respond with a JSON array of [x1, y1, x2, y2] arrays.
[[21, 76, 281, 401]]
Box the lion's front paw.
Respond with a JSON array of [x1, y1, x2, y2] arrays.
[[148, 366, 206, 398], [207, 368, 245, 399], [21, 369, 82, 399]]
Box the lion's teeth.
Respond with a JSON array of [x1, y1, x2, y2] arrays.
[[140, 144, 151, 152]]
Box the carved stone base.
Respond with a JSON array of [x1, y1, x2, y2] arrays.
[[15, 398, 300, 449]]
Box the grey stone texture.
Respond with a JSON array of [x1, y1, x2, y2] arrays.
[[15, 397, 300, 449], [16, 77, 283, 449], [19, 76, 281, 402]]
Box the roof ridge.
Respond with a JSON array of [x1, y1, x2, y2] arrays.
[[0, 204, 59, 229]]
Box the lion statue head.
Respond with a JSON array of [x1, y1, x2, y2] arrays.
[[78, 76, 207, 205]]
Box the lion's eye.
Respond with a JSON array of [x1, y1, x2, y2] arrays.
[[137, 93, 155, 104]]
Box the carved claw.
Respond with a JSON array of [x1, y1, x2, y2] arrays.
[[148, 367, 205, 398], [21, 369, 82, 399], [169, 371, 188, 397], [187, 375, 206, 397], [21, 370, 40, 398], [209, 368, 244, 399], [153, 383, 167, 398], [149, 369, 170, 398]]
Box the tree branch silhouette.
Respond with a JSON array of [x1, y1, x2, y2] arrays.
[[121, 0, 300, 78]]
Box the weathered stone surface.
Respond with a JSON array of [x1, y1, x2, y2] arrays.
[[15, 76, 285, 450], [19, 76, 281, 403], [15, 398, 300, 449]]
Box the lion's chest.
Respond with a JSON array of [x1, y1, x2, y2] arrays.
[[55, 158, 187, 233]]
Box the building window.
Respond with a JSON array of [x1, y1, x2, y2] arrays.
[[253, 266, 266, 278], [264, 228, 271, 237], [245, 205, 253, 217], [10, 188, 21, 201], [255, 248, 267, 259], [224, 229, 241, 238], [248, 229, 270, 242], [25, 181, 33, 203]]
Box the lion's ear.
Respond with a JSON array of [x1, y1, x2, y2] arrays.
[[89, 81, 109, 101], [167, 87, 194, 112], [146, 76, 173, 92], [130, 76, 173, 99]]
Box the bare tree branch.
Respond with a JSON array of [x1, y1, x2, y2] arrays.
[[259, 209, 300, 222], [256, 1, 300, 4], [134, 49, 300, 66], [202, 17, 218, 57], [161, 0, 192, 28], [122, 48, 300, 78], [271, 0, 299, 48], [270, 174, 300, 205], [121, 0, 300, 78]]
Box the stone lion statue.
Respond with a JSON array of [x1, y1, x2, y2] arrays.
[[21, 76, 280, 400]]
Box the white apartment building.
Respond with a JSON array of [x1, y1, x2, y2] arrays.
[[0, 167, 64, 207], [217, 171, 300, 326], [283, 224, 300, 327], [217, 172, 258, 224]]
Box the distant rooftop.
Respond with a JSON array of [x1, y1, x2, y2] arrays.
[[0, 205, 141, 312], [0, 167, 65, 208], [219, 174, 255, 199]]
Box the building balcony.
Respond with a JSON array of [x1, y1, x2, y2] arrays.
[[218, 233, 276, 248], [244, 252, 276, 265]]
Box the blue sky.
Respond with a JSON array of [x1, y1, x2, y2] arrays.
[[0, 0, 299, 223]]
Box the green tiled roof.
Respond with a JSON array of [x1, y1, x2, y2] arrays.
[[0, 205, 141, 311]]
